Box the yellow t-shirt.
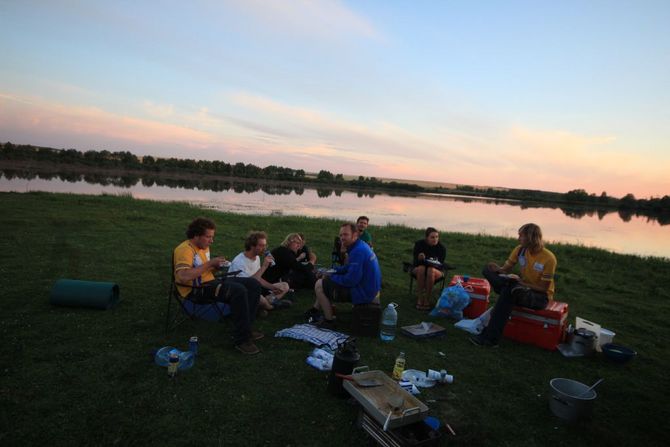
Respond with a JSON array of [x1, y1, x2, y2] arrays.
[[173, 240, 215, 297], [507, 245, 557, 299]]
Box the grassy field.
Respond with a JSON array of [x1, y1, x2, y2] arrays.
[[1, 192, 668, 446]]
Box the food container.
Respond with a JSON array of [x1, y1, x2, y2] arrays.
[[601, 343, 637, 364], [598, 328, 616, 350], [343, 368, 429, 430]]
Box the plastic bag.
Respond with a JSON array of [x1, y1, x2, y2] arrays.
[[454, 307, 493, 334], [306, 347, 334, 371], [430, 282, 471, 320]]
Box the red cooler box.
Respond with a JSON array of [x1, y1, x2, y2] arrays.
[[503, 301, 568, 350], [449, 275, 491, 319]]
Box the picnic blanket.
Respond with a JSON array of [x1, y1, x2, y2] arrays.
[[49, 279, 120, 310], [275, 323, 349, 350]]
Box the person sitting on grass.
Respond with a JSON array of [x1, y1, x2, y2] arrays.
[[413, 227, 447, 311], [305, 222, 382, 329], [471, 223, 557, 348], [296, 233, 317, 267], [356, 215, 373, 247], [262, 233, 316, 290], [228, 231, 292, 316], [173, 217, 264, 355]]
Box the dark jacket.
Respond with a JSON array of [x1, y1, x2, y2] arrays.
[[412, 239, 446, 267], [330, 239, 382, 304], [262, 245, 313, 285]]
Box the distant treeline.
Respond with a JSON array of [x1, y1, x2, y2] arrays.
[[1, 141, 669, 214], [0, 142, 421, 192], [447, 184, 670, 215], [3, 167, 667, 225]]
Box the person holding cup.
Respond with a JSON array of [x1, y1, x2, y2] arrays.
[[412, 227, 447, 311], [173, 217, 263, 355], [228, 231, 291, 314]]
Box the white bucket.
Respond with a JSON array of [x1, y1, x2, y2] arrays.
[[598, 328, 616, 351]]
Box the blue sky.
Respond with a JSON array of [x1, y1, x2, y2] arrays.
[[1, 0, 668, 197]]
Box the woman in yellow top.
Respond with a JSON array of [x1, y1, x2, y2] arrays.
[[471, 223, 557, 347]]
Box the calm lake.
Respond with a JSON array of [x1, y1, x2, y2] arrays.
[[2, 173, 668, 259]]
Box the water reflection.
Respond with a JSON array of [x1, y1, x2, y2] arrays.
[[1, 168, 668, 258]]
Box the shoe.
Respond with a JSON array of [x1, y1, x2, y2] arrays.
[[235, 341, 260, 355], [304, 307, 322, 324], [272, 299, 292, 310], [316, 318, 337, 330], [283, 290, 296, 302], [415, 303, 431, 311], [469, 334, 499, 348], [251, 330, 265, 341]]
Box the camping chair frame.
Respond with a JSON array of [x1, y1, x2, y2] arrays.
[[165, 257, 240, 335], [402, 261, 456, 296]]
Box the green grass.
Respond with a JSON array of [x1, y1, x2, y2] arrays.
[[1, 191, 668, 446]]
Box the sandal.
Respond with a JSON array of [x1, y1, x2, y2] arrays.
[[415, 303, 431, 311]]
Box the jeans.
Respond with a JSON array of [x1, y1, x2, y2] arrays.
[[481, 266, 548, 342], [189, 277, 261, 345]]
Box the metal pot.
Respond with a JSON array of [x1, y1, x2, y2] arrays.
[[572, 328, 596, 355], [327, 338, 360, 397], [549, 378, 597, 422]]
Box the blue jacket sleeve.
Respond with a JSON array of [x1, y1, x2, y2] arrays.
[[331, 250, 363, 287]]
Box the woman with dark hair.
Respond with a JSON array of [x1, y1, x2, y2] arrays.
[[412, 227, 446, 310], [471, 223, 557, 347]]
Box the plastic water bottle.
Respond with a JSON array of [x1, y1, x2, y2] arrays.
[[167, 351, 179, 378], [380, 303, 398, 342]]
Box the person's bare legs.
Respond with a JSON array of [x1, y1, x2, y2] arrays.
[[259, 295, 273, 310], [313, 278, 334, 320], [425, 268, 444, 304], [272, 281, 290, 299], [413, 266, 429, 308]]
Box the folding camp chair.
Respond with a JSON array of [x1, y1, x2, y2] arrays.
[[164, 255, 240, 335], [402, 261, 456, 295]]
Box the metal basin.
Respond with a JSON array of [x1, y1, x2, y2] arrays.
[[549, 378, 597, 422]]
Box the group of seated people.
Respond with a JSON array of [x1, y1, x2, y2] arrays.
[[173, 216, 380, 355], [174, 214, 555, 354], [409, 223, 557, 348]]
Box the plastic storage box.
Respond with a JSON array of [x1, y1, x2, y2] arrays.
[[449, 275, 491, 319], [351, 303, 382, 337], [503, 300, 568, 350]]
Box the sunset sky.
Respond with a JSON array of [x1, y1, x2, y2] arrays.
[[1, 0, 668, 198]]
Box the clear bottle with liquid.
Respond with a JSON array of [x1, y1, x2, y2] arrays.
[[392, 351, 406, 380], [379, 303, 398, 342], [167, 351, 179, 378]]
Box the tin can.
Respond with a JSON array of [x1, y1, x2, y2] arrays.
[[167, 352, 179, 377], [189, 336, 199, 356], [264, 250, 276, 266]]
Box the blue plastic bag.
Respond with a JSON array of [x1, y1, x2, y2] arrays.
[[430, 282, 471, 320]]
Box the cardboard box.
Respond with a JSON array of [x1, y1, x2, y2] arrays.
[[503, 300, 568, 350], [449, 275, 491, 319]]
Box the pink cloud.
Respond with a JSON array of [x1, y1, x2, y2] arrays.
[[0, 93, 214, 149]]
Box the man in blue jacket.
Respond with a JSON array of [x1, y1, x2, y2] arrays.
[[306, 222, 382, 328]]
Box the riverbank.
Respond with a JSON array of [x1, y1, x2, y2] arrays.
[[3, 142, 669, 215], [1, 191, 668, 445]]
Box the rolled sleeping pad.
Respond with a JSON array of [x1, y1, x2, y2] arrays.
[[50, 279, 120, 310]]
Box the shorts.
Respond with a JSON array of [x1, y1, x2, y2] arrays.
[[322, 276, 351, 303]]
